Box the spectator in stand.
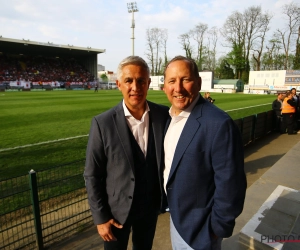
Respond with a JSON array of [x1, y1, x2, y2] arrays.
[[282, 90, 297, 135], [272, 93, 284, 133], [0, 54, 94, 84]]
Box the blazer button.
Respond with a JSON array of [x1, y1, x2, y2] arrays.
[[128, 196, 132, 199], [131, 178, 135, 182]]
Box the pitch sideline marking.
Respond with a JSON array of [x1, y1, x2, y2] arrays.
[[225, 103, 271, 112], [0, 134, 89, 152], [0, 103, 272, 152]]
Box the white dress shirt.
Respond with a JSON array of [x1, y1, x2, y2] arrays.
[[123, 100, 150, 157], [164, 95, 199, 193]]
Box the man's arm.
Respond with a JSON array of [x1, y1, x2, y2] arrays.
[[84, 117, 112, 224], [272, 100, 279, 111], [84, 118, 123, 240], [287, 99, 297, 107], [210, 118, 247, 238]]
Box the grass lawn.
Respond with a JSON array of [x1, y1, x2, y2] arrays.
[[0, 90, 276, 180]]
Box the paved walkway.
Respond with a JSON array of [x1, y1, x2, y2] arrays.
[[52, 132, 300, 250]]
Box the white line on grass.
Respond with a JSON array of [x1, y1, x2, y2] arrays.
[[225, 103, 271, 112], [1, 103, 272, 153], [0, 134, 89, 152]]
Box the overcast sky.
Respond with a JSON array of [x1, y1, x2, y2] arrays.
[[0, 0, 293, 72]]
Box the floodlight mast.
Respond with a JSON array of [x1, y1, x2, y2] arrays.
[[127, 2, 138, 56]]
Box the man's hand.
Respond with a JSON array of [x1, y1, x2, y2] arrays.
[[97, 219, 123, 241]]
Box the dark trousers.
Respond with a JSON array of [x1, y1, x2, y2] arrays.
[[282, 113, 296, 134], [274, 115, 283, 132], [104, 210, 158, 250]]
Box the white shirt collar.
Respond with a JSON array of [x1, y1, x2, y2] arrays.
[[122, 100, 150, 121]]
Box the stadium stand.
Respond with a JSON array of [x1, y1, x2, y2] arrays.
[[0, 37, 105, 90], [0, 53, 95, 89]]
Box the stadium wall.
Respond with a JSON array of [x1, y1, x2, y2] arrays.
[[246, 70, 300, 94]]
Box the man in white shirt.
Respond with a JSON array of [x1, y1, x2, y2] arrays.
[[163, 56, 246, 250], [84, 56, 169, 250]]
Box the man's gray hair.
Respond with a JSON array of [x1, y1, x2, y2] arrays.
[[117, 56, 150, 80]]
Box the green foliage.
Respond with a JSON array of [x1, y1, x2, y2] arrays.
[[293, 42, 300, 69], [100, 73, 108, 82], [241, 71, 249, 84], [215, 58, 234, 79], [227, 42, 246, 79]]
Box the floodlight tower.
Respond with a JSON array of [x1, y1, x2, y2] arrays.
[[127, 2, 138, 56]]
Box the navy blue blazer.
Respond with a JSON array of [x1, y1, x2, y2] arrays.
[[84, 100, 169, 225], [166, 95, 246, 250]]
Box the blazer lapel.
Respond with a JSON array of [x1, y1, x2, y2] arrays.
[[148, 102, 163, 169], [167, 99, 203, 184], [112, 102, 135, 173]]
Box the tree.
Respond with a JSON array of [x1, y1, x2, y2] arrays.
[[215, 57, 234, 79], [145, 28, 168, 75], [227, 42, 246, 79], [161, 29, 168, 72], [153, 28, 162, 75], [261, 37, 282, 70], [244, 6, 272, 72], [100, 74, 108, 83], [178, 33, 193, 59], [221, 11, 246, 78], [274, 2, 300, 69], [293, 26, 300, 69], [191, 23, 208, 70], [205, 26, 218, 72], [221, 6, 273, 76], [145, 28, 155, 75], [251, 10, 273, 71]]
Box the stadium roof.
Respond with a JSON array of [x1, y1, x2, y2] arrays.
[[0, 36, 106, 57]]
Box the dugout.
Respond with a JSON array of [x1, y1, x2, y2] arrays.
[[213, 79, 244, 92], [0, 36, 105, 80]]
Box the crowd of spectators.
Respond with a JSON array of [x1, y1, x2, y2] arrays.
[[0, 53, 95, 83]]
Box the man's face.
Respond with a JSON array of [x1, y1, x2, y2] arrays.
[[117, 64, 150, 111], [164, 60, 201, 115]]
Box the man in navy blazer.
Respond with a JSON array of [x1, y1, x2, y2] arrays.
[[84, 56, 169, 250], [163, 56, 246, 250]]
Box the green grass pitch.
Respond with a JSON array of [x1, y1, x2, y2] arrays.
[[0, 90, 276, 179]]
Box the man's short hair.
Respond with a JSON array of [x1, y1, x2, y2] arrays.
[[163, 56, 199, 79], [117, 56, 150, 80]]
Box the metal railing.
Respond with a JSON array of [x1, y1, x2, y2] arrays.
[[0, 159, 92, 250], [0, 110, 276, 249]]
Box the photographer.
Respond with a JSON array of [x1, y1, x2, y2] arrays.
[[204, 92, 215, 104]]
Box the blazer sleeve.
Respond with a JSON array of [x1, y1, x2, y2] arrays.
[[210, 118, 247, 237], [84, 117, 112, 225]]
